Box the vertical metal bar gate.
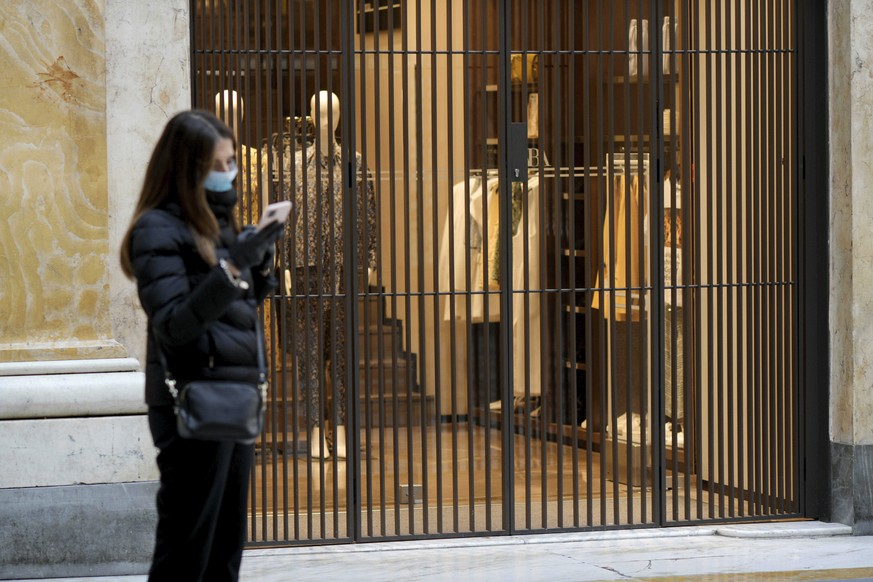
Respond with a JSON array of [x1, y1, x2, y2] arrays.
[[190, 0, 804, 547]]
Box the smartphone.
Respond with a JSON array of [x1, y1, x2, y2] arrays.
[[256, 200, 292, 231]]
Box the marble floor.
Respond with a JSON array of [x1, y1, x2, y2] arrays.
[[11, 522, 873, 582]]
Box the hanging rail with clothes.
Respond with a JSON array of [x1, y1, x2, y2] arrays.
[[605, 151, 650, 178]]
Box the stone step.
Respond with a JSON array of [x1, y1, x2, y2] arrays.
[[260, 391, 436, 439], [358, 391, 436, 428], [358, 358, 419, 396], [357, 327, 407, 360], [356, 293, 386, 325]]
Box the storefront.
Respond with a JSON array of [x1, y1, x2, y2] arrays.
[[190, 0, 808, 545], [4, 0, 861, 575]]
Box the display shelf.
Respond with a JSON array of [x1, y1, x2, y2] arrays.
[[540, 161, 595, 438], [562, 304, 587, 315], [472, 406, 602, 450], [471, 406, 686, 470], [608, 73, 679, 84], [484, 82, 540, 92], [610, 134, 680, 144]]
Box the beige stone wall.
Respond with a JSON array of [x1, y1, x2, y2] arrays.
[[0, 1, 119, 362], [829, 0, 873, 446]]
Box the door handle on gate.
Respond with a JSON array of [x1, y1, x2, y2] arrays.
[[509, 122, 528, 182]]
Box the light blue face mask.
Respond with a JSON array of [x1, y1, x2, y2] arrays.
[[203, 164, 238, 192]]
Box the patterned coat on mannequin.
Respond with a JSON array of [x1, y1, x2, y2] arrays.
[[283, 142, 376, 428]]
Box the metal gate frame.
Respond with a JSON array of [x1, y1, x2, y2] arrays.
[[189, 0, 828, 547]]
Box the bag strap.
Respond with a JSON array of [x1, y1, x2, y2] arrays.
[[154, 318, 268, 400]]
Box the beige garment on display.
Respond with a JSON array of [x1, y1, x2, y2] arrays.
[[661, 16, 679, 74], [238, 145, 262, 221], [439, 174, 542, 396], [510, 176, 542, 396], [527, 93, 539, 139], [438, 177, 484, 305], [593, 174, 648, 321], [468, 177, 503, 322], [510, 53, 539, 84], [484, 181, 502, 291], [628, 19, 650, 79]]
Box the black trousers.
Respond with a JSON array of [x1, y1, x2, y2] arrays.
[[471, 322, 501, 407], [147, 406, 253, 582]]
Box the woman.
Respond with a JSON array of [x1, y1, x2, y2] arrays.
[[120, 110, 283, 581]]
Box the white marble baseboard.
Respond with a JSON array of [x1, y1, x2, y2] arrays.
[[0, 357, 140, 376], [0, 363, 145, 419], [0, 416, 158, 488], [716, 520, 853, 538]]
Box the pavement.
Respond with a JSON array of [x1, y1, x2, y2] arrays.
[[10, 521, 873, 581]]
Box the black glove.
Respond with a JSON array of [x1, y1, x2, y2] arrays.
[[228, 222, 283, 271], [257, 237, 277, 275]]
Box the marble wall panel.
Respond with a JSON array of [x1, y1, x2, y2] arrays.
[[0, 1, 124, 362], [829, 1, 854, 444], [106, 0, 190, 366], [849, 1, 873, 445], [829, 0, 873, 445]]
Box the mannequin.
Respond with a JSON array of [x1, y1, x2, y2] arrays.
[[283, 91, 377, 459], [592, 158, 649, 442], [214, 90, 265, 220]]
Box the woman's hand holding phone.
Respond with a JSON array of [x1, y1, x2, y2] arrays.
[[256, 200, 292, 231], [228, 201, 290, 271]]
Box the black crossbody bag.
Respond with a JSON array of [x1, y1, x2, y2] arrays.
[[156, 322, 267, 444]]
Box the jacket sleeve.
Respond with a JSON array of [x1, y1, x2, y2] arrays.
[[130, 212, 244, 347]]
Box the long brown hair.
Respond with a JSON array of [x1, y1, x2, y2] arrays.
[[120, 110, 237, 279]]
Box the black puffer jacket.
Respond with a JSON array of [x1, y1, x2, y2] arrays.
[[129, 195, 277, 406]]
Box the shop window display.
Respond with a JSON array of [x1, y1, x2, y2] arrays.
[[192, 0, 800, 541]]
